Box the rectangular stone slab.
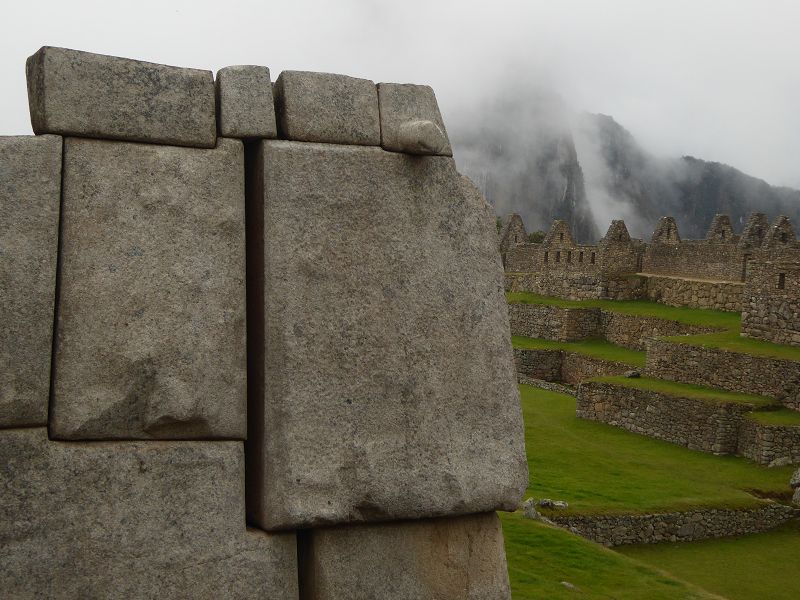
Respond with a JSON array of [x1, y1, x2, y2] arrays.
[[274, 71, 380, 145], [0, 428, 298, 599], [377, 82, 452, 156], [247, 140, 527, 530], [0, 135, 61, 428], [216, 65, 277, 139], [51, 137, 246, 439], [300, 513, 511, 599], [27, 46, 216, 148]]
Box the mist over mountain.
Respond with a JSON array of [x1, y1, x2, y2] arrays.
[[451, 90, 800, 242]]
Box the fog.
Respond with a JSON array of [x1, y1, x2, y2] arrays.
[[2, 0, 799, 233]]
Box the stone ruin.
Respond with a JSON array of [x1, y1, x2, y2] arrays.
[[501, 213, 800, 345], [0, 46, 528, 598]]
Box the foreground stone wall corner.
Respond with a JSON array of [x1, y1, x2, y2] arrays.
[[250, 140, 526, 530], [0, 134, 62, 428], [299, 513, 511, 600], [26, 46, 216, 148]]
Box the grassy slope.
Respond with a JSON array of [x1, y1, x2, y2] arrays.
[[519, 385, 794, 515], [512, 335, 646, 367], [619, 521, 800, 600], [665, 329, 800, 361], [501, 512, 723, 600], [590, 375, 778, 407]]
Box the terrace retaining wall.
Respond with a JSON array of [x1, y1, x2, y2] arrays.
[[551, 504, 798, 546], [514, 349, 629, 385], [738, 419, 800, 466], [507, 304, 601, 342]]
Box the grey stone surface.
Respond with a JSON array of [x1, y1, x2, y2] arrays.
[[248, 140, 527, 530], [790, 468, 800, 488], [377, 83, 452, 156], [27, 46, 216, 147], [300, 513, 511, 600], [216, 65, 277, 139], [0, 428, 298, 599], [0, 135, 61, 428], [274, 71, 380, 145], [51, 137, 246, 440]]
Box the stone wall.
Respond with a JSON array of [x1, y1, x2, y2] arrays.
[[551, 504, 797, 546], [600, 312, 717, 351], [642, 239, 744, 282], [507, 303, 601, 341], [505, 270, 604, 300], [643, 274, 743, 312], [513, 349, 629, 385], [576, 382, 753, 454], [1, 46, 523, 598], [742, 260, 800, 346], [644, 339, 800, 404], [738, 419, 800, 466]]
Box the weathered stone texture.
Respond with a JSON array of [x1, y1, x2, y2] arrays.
[[600, 311, 717, 351], [300, 513, 510, 600], [216, 65, 277, 139], [737, 418, 800, 466], [249, 140, 526, 530], [645, 339, 800, 402], [576, 381, 754, 455], [274, 71, 380, 145], [513, 348, 629, 386], [741, 260, 800, 346], [0, 428, 297, 599], [551, 504, 797, 547], [51, 137, 246, 439], [26, 46, 216, 147], [508, 303, 601, 341], [377, 83, 452, 156], [0, 135, 61, 428], [643, 274, 743, 312]]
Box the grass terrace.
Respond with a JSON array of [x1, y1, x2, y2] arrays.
[[512, 335, 646, 367], [501, 513, 722, 600], [518, 385, 794, 516], [590, 375, 779, 407], [664, 329, 800, 362], [746, 408, 800, 426], [619, 521, 800, 600], [506, 291, 740, 330]]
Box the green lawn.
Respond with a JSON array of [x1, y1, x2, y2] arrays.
[[519, 385, 794, 515], [664, 330, 800, 362], [619, 521, 800, 600], [590, 375, 778, 407], [747, 408, 800, 426], [501, 512, 723, 600], [507, 291, 739, 329], [512, 335, 646, 367]]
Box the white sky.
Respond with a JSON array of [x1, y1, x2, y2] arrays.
[[2, 0, 798, 187]]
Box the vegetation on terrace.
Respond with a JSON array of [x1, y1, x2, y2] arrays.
[[518, 385, 794, 516], [501, 513, 723, 600], [511, 335, 646, 367], [746, 407, 800, 426], [590, 375, 778, 407], [619, 521, 800, 600], [508, 291, 800, 361]]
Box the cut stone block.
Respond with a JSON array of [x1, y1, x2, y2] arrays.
[[274, 71, 380, 145], [216, 65, 277, 139], [300, 512, 511, 599], [248, 141, 527, 530], [27, 46, 216, 148], [0, 135, 61, 428], [51, 137, 246, 439], [0, 428, 298, 599], [377, 83, 452, 156]]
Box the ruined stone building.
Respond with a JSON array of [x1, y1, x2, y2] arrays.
[[500, 211, 800, 345], [1, 47, 527, 598]]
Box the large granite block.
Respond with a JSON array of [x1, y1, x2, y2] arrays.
[[274, 71, 380, 145], [51, 137, 246, 439], [300, 513, 511, 599], [27, 46, 216, 148], [216, 65, 277, 138], [248, 141, 527, 530], [377, 83, 452, 156], [0, 135, 61, 428], [0, 428, 297, 599]]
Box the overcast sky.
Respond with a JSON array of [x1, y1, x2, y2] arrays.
[[2, 0, 798, 188]]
